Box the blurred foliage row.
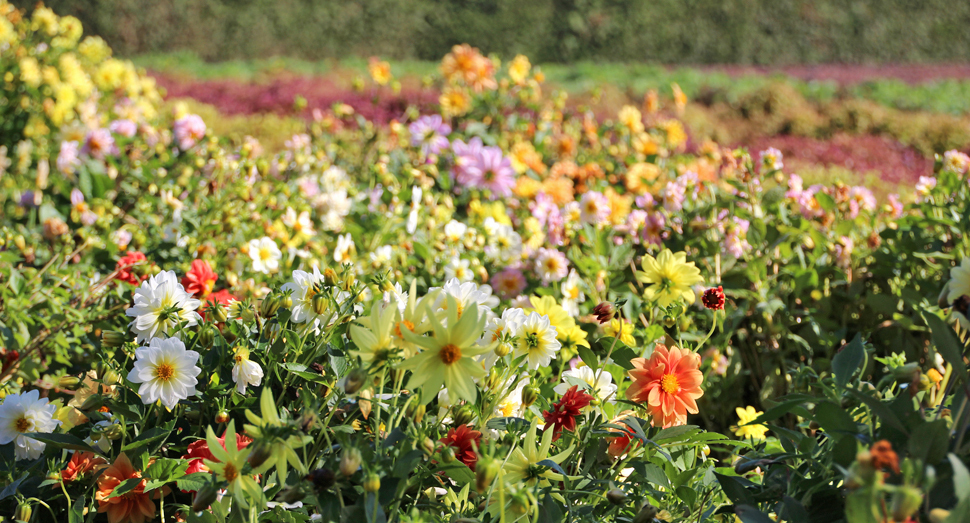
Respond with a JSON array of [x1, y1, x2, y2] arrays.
[[25, 0, 970, 64]]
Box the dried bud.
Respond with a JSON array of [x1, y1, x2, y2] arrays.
[[363, 473, 381, 493], [344, 368, 367, 395], [340, 448, 362, 477], [606, 489, 627, 505], [701, 286, 725, 310], [592, 302, 615, 324], [247, 441, 273, 469], [101, 330, 128, 348], [192, 483, 220, 512], [307, 468, 336, 490]]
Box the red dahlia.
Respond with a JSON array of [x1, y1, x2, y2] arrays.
[[182, 259, 218, 298], [701, 286, 725, 310], [542, 385, 593, 441], [440, 424, 482, 470], [115, 251, 149, 285]]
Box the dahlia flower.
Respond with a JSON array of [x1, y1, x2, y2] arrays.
[[125, 270, 201, 342], [637, 249, 704, 308], [0, 389, 61, 460], [626, 344, 704, 428], [127, 337, 201, 409]]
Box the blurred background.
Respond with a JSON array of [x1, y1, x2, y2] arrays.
[[21, 0, 970, 195]]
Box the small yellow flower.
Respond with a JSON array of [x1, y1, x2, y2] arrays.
[[733, 406, 768, 440], [618, 105, 644, 134], [637, 249, 704, 308], [368, 57, 392, 86], [508, 54, 531, 84], [604, 319, 635, 346], [440, 86, 471, 117]]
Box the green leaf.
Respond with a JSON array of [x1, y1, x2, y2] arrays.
[[576, 344, 598, 371], [68, 495, 85, 523], [144, 457, 189, 492], [25, 432, 103, 455], [735, 504, 776, 523], [279, 362, 328, 384], [437, 462, 475, 485], [110, 477, 145, 498], [177, 472, 213, 493], [123, 421, 175, 455], [813, 401, 857, 436], [909, 420, 949, 465], [949, 453, 970, 502], [923, 311, 968, 376], [832, 334, 865, 389], [714, 473, 756, 506], [845, 389, 908, 435]]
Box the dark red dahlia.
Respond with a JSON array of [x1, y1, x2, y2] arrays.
[[115, 251, 149, 286], [440, 424, 482, 470], [542, 385, 593, 441], [701, 286, 725, 310], [182, 259, 218, 298]]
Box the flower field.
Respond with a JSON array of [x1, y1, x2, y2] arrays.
[[3, 3, 970, 523]]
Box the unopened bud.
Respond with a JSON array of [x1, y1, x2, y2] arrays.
[[312, 294, 329, 315], [260, 295, 281, 317], [103, 423, 124, 440], [103, 369, 122, 386], [192, 482, 220, 512], [79, 394, 103, 411], [929, 509, 951, 523], [632, 503, 658, 523], [344, 368, 367, 395], [101, 330, 128, 348], [891, 363, 919, 382], [521, 385, 539, 409], [453, 406, 474, 427], [14, 502, 31, 522], [421, 437, 435, 458], [494, 342, 510, 357], [209, 302, 229, 323], [341, 448, 362, 477], [363, 473, 381, 493], [281, 295, 293, 309], [58, 375, 81, 390], [475, 455, 500, 494], [247, 441, 273, 469], [440, 446, 456, 463], [412, 404, 426, 424], [307, 468, 336, 490], [606, 489, 627, 505], [198, 326, 215, 348], [215, 411, 230, 424], [509, 491, 530, 515], [890, 486, 923, 522]]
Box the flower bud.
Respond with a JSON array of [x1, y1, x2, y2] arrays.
[[606, 489, 627, 505], [494, 341, 510, 357], [521, 385, 539, 409], [592, 302, 615, 324], [307, 468, 336, 490], [453, 406, 475, 427], [363, 473, 381, 493], [210, 302, 230, 323], [632, 503, 658, 523], [891, 363, 919, 382], [509, 491, 530, 515], [215, 411, 230, 424], [101, 330, 128, 348], [929, 509, 951, 523], [890, 486, 923, 522], [192, 482, 220, 512], [344, 368, 367, 395], [412, 404, 426, 424], [312, 294, 329, 315], [58, 375, 81, 390], [260, 295, 281, 317], [79, 394, 103, 412], [702, 445, 711, 457], [102, 369, 122, 386], [14, 502, 31, 522], [440, 446, 456, 463], [485, 367, 501, 390], [247, 441, 273, 469], [198, 326, 215, 348], [421, 437, 435, 458], [276, 485, 309, 504], [475, 455, 500, 494], [103, 423, 124, 440], [281, 295, 293, 309], [340, 448, 362, 477]]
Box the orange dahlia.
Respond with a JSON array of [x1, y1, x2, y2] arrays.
[[96, 452, 156, 523], [625, 344, 704, 428]]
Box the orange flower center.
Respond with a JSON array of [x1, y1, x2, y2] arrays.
[[154, 362, 175, 381], [439, 344, 462, 365], [660, 374, 680, 394], [223, 462, 238, 483], [395, 320, 415, 338], [15, 417, 31, 433]]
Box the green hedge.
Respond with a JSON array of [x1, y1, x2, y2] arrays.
[[26, 0, 970, 63]]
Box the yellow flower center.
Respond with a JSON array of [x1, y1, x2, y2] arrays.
[[234, 354, 244, 364], [15, 416, 31, 433], [661, 374, 680, 394], [439, 344, 462, 365], [154, 362, 175, 382], [223, 462, 238, 483], [259, 247, 272, 261]]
